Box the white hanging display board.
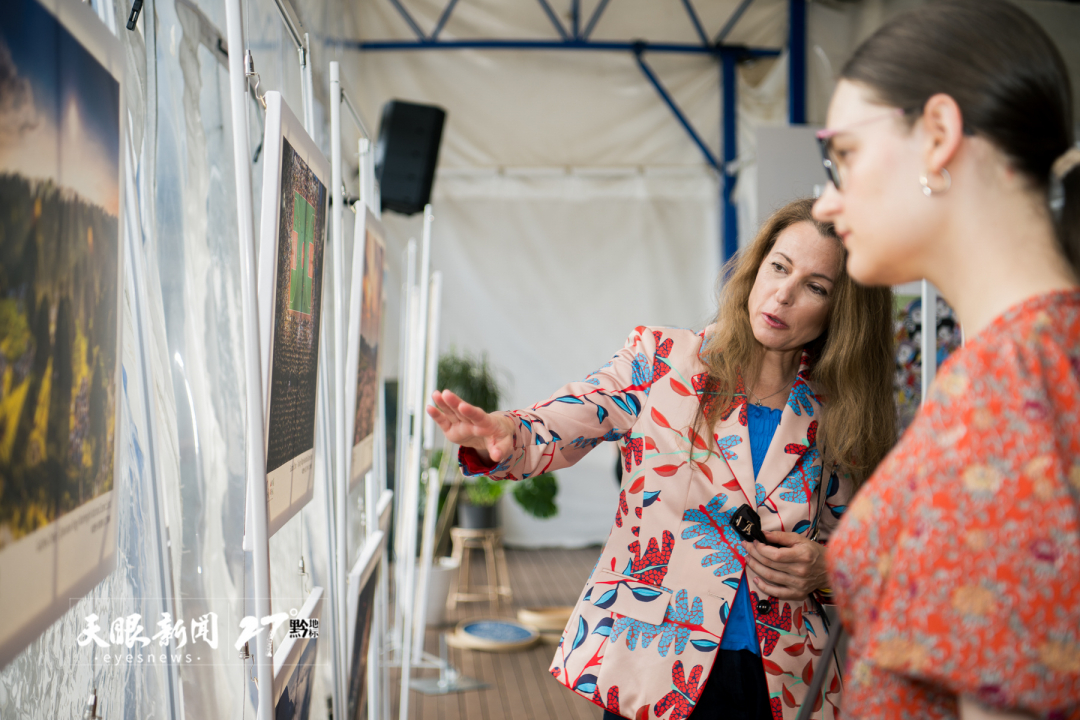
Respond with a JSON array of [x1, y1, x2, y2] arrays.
[[255, 91, 331, 538], [345, 208, 388, 488], [330, 59, 394, 720], [0, 0, 124, 671], [390, 207, 477, 719], [411, 272, 443, 659], [272, 586, 325, 718], [346, 529, 386, 719]]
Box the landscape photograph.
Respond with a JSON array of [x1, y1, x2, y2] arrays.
[[352, 222, 384, 449], [0, 0, 121, 550], [265, 137, 327, 474]]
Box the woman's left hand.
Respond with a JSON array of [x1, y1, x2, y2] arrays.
[[744, 531, 828, 601]]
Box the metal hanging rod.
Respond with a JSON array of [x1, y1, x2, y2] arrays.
[[340, 89, 372, 141], [352, 38, 781, 57], [272, 0, 307, 53]]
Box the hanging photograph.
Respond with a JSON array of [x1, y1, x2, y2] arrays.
[[347, 530, 385, 720], [256, 91, 330, 537], [892, 283, 962, 433], [0, 0, 123, 670], [345, 207, 386, 487], [273, 586, 324, 720]]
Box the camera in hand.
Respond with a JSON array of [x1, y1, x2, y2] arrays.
[[730, 504, 773, 545]]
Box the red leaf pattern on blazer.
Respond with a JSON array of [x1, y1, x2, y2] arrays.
[[653, 661, 705, 720], [629, 530, 675, 586]]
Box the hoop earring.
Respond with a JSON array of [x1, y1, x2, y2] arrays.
[[920, 168, 951, 196]]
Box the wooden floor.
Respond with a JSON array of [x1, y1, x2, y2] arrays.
[[390, 546, 606, 720]]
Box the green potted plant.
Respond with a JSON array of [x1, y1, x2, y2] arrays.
[[436, 349, 559, 529], [460, 475, 502, 529]]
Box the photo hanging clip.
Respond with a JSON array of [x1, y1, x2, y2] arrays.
[[126, 0, 143, 30], [82, 688, 100, 719], [244, 51, 267, 109]]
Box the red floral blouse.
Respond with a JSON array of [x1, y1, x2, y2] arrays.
[[828, 290, 1080, 719]]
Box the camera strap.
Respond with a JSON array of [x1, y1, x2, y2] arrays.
[[807, 460, 836, 544], [795, 457, 844, 719]]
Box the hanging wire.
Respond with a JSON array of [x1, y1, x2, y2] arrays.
[[242, 0, 252, 54], [299, 509, 309, 596]]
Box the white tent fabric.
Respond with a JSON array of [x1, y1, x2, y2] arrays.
[[381, 169, 720, 547]]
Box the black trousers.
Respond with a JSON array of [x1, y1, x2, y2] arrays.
[[601, 649, 773, 720]]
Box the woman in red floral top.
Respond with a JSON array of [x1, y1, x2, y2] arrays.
[[811, 1, 1080, 719]]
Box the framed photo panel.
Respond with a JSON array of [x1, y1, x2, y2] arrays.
[[377, 488, 393, 536], [0, 0, 123, 669], [892, 282, 962, 433], [255, 91, 330, 537], [273, 586, 324, 720], [345, 207, 386, 489], [346, 529, 386, 720]]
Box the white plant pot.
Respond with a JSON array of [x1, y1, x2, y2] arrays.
[[424, 556, 460, 626]]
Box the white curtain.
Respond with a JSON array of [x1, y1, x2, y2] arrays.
[[382, 169, 720, 547]]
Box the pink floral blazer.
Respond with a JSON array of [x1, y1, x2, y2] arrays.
[[460, 326, 854, 720]]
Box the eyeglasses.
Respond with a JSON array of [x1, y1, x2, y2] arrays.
[[815, 108, 912, 190]]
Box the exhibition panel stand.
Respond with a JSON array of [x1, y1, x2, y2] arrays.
[[395, 208, 435, 720], [226, 0, 336, 717], [387, 208, 479, 719], [411, 270, 443, 660], [921, 280, 938, 404], [223, 0, 273, 715], [331, 59, 398, 720], [330, 60, 351, 713]]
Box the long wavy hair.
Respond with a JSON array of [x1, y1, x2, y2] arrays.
[[695, 198, 896, 483]]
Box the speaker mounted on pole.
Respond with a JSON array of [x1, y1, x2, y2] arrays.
[[374, 100, 447, 216]]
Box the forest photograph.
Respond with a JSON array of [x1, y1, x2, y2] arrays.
[[0, 0, 121, 549]]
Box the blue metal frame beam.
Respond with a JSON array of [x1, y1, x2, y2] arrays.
[[714, 0, 755, 44], [633, 48, 720, 172], [354, 38, 781, 57], [361, 0, 782, 266], [582, 0, 612, 39], [789, 0, 806, 124], [721, 49, 739, 262], [680, 0, 710, 46], [386, 0, 426, 40], [431, 0, 461, 41], [536, 0, 569, 40], [721, 50, 738, 263]]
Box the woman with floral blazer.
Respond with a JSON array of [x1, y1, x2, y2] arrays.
[[430, 199, 897, 720]]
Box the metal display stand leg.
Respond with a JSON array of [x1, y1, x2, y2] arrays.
[[223, 0, 272, 716], [920, 279, 938, 405], [386, 209, 482, 718], [409, 634, 488, 695]]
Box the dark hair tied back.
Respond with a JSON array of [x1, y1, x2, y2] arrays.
[[841, 0, 1079, 275]]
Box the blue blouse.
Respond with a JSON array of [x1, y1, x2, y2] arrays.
[[718, 402, 782, 655]]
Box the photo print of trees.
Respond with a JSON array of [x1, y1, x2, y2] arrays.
[[0, 0, 120, 549], [265, 137, 327, 474], [353, 225, 384, 449]]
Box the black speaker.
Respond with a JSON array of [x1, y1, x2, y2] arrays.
[[374, 100, 447, 216]]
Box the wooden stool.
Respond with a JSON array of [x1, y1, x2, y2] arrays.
[[447, 527, 512, 611]]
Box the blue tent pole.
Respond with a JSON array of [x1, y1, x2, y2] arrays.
[[721, 49, 739, 264], [634, 49, 720, 172], [789, 0, 807, 124]]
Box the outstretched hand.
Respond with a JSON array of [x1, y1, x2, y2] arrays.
[[426, 390, 516, 464]]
